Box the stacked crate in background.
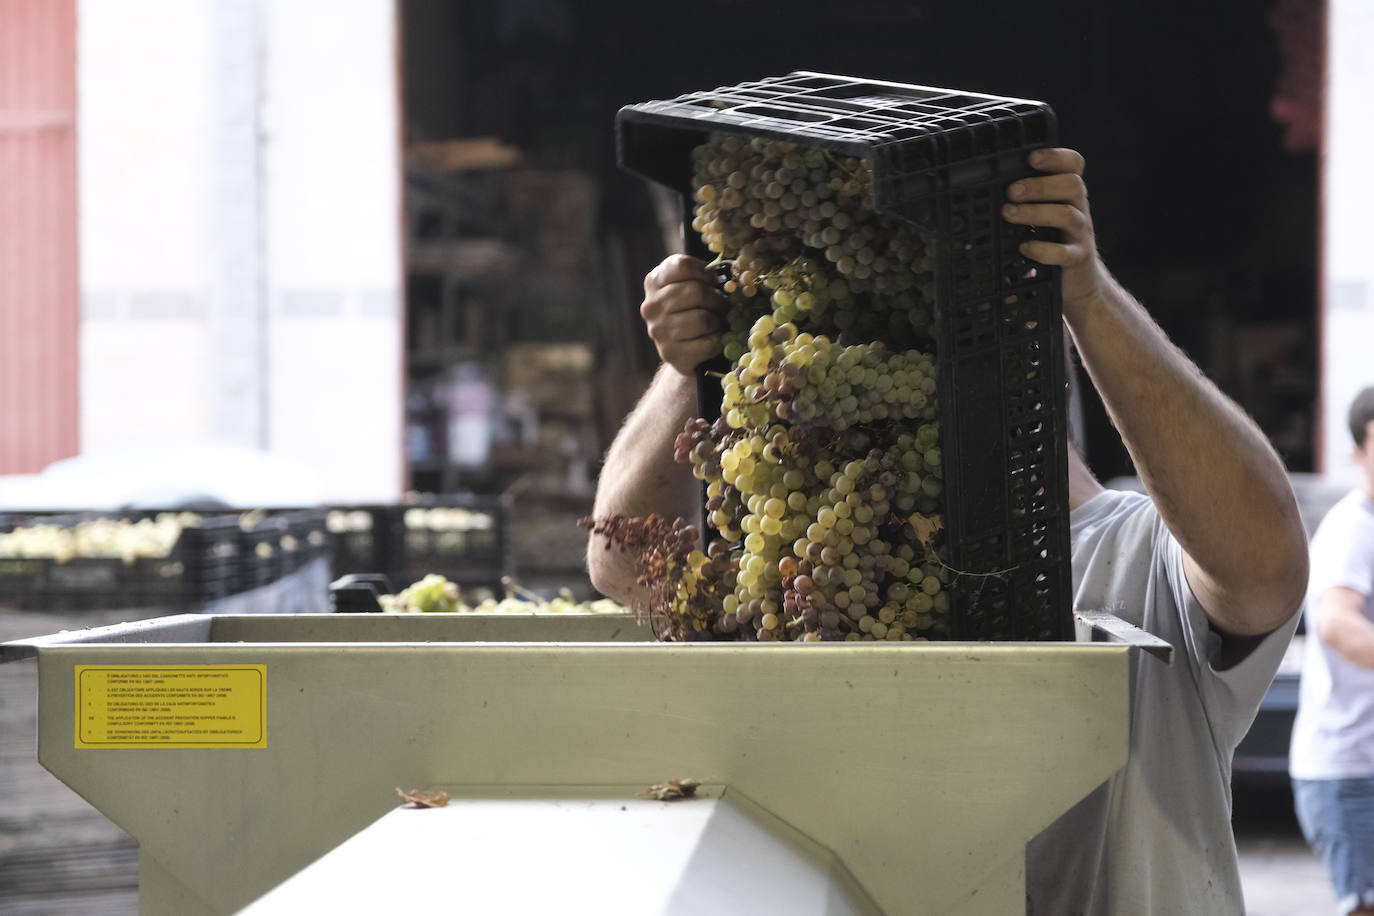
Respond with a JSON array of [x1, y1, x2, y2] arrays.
[[242, 509, 332, 591], [396, 493, 511, 600], [0, 508, 329, 612], [325, 493, 512, 601]]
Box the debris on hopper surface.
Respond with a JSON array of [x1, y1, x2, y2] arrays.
[[396, 788, 451, 808], [641, 778, 702, 802]]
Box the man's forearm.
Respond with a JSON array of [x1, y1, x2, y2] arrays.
[[587, 366, 702, 602], [594, 365, 701, 521], [1069, 270, 1308, 633]]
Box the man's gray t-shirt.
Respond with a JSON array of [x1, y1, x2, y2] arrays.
[[1026, 489, 1299, 915]]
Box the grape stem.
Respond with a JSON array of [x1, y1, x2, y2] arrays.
[[760, 268, 810, 293], [940, 561, 1018, 581], [822, 149, 864, 179]]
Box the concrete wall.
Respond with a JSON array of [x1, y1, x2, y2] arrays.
[[76, 0, 402, 502]]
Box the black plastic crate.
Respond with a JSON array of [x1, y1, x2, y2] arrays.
[[267, 508, 332, 576], [0, 510, 242, 610], [0, 555, 45, 604], [616, 72, 1072, 641], [0, 511, 56, 608], [38, 554, 126, 612], [237, 513, 289, 592], [394, 493, 512, 596], [178, 515, 246, 602], [0, 512, 118, 612], [324, 505, 403, 580]]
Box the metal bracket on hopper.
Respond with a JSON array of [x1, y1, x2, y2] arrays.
[[1073, 611, 1174, 664]]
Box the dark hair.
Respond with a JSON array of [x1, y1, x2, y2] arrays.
[[1349, 387, 1374, 448]]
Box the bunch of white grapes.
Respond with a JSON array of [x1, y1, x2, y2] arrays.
[[692, 133, 936, 357], [662, 131, 952, 642], [326, 510, 374, 534], [379, 573, 464, 613], [465, 594, 631, 615], [380, 574, 628, 615], [0, 513, 201, 564], [403, 507, 494, 533]]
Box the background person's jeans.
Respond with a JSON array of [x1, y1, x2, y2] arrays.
[[1294, 776, 1374, 915]]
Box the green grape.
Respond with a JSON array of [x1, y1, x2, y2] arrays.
[[673, 131, 954, 642]]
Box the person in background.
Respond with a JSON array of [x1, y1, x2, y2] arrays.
[[1291, 386, 1374, 916], [587, 146, 1310, 913]]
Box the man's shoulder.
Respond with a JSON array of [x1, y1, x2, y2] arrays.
[[1070, 487, 1155, 538], [1069, 489, 1167, 606]]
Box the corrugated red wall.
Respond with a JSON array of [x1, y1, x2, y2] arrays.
[[0, 0, 79, 473]]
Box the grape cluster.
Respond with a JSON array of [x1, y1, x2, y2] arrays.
[[589, 131, 955, 641], [718, 314, 937, 434], [0, 513, 203, 564], [381, 573, 631, 615], [379, 573, 464, 613], [675, 402, 948, 642], [692, 133, 937, 354]]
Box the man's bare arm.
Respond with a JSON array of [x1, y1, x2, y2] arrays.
[[586, 366, 702, 604], [1005, 149, 1308, 637], [1316, 587, 1374, 668], [586, 255, 723, 605], [1072, 273, 1307, 636]]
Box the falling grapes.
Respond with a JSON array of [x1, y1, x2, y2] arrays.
[[579, 513, 740, 641], [587, 131, 957, 641]]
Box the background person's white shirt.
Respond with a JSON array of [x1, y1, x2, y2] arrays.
[[1290, 488, 1374, 780]]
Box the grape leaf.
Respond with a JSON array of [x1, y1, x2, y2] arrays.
[[908, 512, 944, 550]]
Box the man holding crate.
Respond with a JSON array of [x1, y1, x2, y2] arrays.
[[588, 147, 1309, 914]]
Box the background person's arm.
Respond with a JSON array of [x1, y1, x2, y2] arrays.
[[1004, 148, 1309, 637], [1315, 586, 1374, 669]]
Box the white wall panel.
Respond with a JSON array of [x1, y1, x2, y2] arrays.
[[260, 0, 403, 502], [1321, 0, 1374, 478], [76, 0, 403, 502]]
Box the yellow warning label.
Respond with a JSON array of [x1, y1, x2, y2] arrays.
[[75, 665, 267, 749]]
